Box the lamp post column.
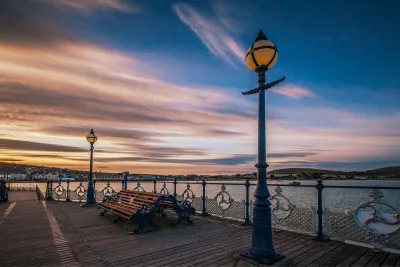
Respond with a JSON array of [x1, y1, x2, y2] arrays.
[[248, 68, 280, 261], [86, 142, 95, 205]]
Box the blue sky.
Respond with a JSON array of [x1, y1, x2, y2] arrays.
[[0, 0, 399, 173]]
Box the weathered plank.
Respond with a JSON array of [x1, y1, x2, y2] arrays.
[[381, 253, 400, 267]]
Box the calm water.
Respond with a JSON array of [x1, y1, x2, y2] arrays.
[[14, 179, 400, 213]]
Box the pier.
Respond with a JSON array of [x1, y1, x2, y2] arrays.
[[0, 191, 399, 266]]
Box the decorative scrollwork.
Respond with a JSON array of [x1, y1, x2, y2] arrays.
[[54, 182, 65, 197], [269, 186, 296, 219], [133, 182, 145, 192], [160, 182, 169, 195], [102, 182, 115, 197], [137, 203, 153, 215], [214, 184, 234, 210], [182, 184, 195, 204], [75, 182, 86, 198], [345, 189, 400, 235]]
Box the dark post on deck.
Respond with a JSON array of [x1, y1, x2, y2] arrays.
[[240, 29, 286, 264], [244, 179, 252, 225], [153, 179, 157, 193], [173, 178, 177, 198], [81, 129, 98, 207], [0, 179, 8, 203], [66, 180, 71, 202], [315, 180, 330, 241], [45, 180, 54, 201], [201, 179, 208, 216]]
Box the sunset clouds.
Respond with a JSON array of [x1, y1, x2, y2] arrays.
[[0, 0, 398, 173]]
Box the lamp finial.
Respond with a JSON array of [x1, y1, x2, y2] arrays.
[[255, 29, 268, 42]]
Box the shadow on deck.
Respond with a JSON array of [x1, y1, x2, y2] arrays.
[[0, 192, 399, 267]]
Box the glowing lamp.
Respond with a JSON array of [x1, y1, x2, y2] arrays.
[[245, 30, 278, 71], [86, 129, 98, 144]]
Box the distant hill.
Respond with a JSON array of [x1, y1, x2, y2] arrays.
[[269, 167, 400, 176], [269, 168, 345, 175]]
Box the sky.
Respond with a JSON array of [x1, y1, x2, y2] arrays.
[[0, 0, 399, 174]]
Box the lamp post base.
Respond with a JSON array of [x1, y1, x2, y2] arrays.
[[80, 202, 97, 208], [240, 252, 284, 265]]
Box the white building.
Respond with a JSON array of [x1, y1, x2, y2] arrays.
[[0, 173, 27, 181]]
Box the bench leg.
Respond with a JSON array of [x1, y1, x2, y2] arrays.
[[131, 216, 160, 234], [100, 210, 107, 216], [176, 217, 193, 225]]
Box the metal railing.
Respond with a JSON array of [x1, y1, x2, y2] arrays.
[[42, 178, 400, 253], [8, 183, 36, 191], [0, 179, 8, 204]]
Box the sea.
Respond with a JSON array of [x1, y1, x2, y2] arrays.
[[12, 179, 400, 213]]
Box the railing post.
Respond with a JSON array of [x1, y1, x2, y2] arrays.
[[315, 180, 329, 241], [45, 180, 54, 201], [173, 178, 177, 198], [0, 179, 5, 203], [201, 179, 208, 216], [66, 180, 71, 202], [153, 179, 157, 193], [122, 180, 124, 191], [93, 180, 96, 190], [243, 179, 252, 225]]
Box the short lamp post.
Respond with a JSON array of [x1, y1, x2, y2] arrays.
[[240, 30, 286, 264], [81, 129, 98, 207]]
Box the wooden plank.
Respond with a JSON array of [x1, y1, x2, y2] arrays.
[[365, 252, 389, 267], [304, 243, 347, 267], [275, 239, 334, 266], [350, 249, 378, 266], [336, 246, 369, 267], [381, 253, 400, 267], [320, 244, 359, 267]]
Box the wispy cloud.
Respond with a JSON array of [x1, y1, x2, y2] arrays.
[[173, 3, 245, 67], [271, 85, 316, 99], [39, 0, 137, 13]]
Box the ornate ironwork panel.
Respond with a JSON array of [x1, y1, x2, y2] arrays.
[[53, 182, 66, 200], [326, 188, 400, 251], [68, 182, 86, 202], [160, 182, 170, 195], [181, 184, 195, 204], [270, 186, 296, 219], [248, 187, 316, 235], [133, 182, 145, 192], [102, 182, 115, 197], [207, 197, 245, 220], [203, 184, 245, 220]]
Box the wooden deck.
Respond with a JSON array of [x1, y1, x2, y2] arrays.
[[0, 192, 399, 267]]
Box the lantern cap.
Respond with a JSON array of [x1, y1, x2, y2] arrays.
[[255, 29, 268, 42]]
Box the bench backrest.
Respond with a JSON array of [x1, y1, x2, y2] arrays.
[[109, 190, 169, 207]]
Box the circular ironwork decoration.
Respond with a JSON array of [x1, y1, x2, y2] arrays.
[[75, 182, 86, 198], [160, 182, 169, 195], [269, 186, 296, 219], [345, 189, 400, 235], [348, 203, 400, 235], [214, 184, 234, 210], [54, 182, 65, 197], [102, 182, 115, 197], [182, 184, 195, 204]]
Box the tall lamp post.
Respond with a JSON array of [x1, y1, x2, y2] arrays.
[[240, 30, 286, 264], [81, 129, 98, 207]]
